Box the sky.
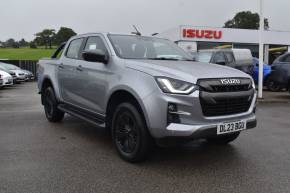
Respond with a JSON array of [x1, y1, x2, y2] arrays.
[[0, 0, 289, 41]]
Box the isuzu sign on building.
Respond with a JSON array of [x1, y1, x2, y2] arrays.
[[179, 26, 258, 43], [182, 28, 222, 40], [158, 25, 290, 46]]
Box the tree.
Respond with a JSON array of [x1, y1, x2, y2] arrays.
[[54, 27, 77, 45], [34, 29, 56, 49], [5, 38, 19, 48], [29, 41, 37, 49], [224, 11, 269, 30], [19, 38, 29, 47]]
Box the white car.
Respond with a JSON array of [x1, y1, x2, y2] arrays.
[[13, 70, 26, 82], [0, 62, 26, 82], [0, 70, 13, 87], [22, 70, 35, 81]]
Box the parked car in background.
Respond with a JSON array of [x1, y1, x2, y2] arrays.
[[0, 62, 26, 83], [271, 52, 290, 92], [22, 69, 35, 81], [0, 70, 13, 87], [252, 57, 271, 84], [38, 33, 257, 162], [0, 65, 17, 83], [251, 57, 280, 91], [0, 75, 3, 88], [196, 49, 254, 76]]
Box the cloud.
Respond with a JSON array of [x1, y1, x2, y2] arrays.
[[0, 0, 288, 41]]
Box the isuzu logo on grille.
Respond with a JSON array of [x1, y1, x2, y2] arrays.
[[220, 79, 241, 85]]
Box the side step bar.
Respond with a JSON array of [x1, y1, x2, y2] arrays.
[[58, 104, 106, 128]]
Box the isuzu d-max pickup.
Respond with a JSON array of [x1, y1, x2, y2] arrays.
[[38, 33, 257, 162]]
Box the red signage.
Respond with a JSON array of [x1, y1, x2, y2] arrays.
[[182, 28, 222, 39]]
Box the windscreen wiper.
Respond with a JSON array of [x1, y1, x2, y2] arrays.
[[147, 57, 192, 61]]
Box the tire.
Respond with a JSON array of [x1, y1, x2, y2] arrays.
[[206, 132, 240, 145], [265, 76, 282, 92], [43, 87, 64, 122], [111, 102, 152, 162]]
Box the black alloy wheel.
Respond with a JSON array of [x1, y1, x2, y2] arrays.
[[115, 111, 139, 154], [43, 87, 64, 122], [112, 103, 152, 162]]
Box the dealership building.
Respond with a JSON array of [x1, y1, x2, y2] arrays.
[[157, 25, 290, 64]]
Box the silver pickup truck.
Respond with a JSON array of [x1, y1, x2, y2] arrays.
[[38, 33, 257, 162]]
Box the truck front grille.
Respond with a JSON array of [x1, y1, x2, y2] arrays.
[[200, 96, 252, 116], [210, 84, 250, 92], [198, 78, 254, 117]]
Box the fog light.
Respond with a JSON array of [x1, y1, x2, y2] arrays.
[[168, 103, 177, 113], [167, 103, 180, 125]]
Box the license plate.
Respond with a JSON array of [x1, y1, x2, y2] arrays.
[[217, 120, 247, 135]]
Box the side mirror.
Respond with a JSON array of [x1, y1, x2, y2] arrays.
[[82, 49, 108, 64]]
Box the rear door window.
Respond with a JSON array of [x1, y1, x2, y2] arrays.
[[66, 38, 84, 59], [52, 42, 66, 59]]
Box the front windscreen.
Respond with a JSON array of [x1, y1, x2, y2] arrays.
[[0, 63, 20, 70], [108, 35, 193, 61], [196, 52, 213, 63]]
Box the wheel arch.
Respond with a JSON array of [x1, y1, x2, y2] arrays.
[[105, 88, 150, 134], [40, 77, 55, 105]]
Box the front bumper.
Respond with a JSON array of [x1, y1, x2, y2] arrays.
[[166, 114, 256, 139], [143, 89, 257, 139], [3, 77, 13, 86], [16, 76, 26, 82]]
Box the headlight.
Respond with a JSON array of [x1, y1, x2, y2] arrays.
[[155, 77, 197, 94], [250, 78, 256, 89]]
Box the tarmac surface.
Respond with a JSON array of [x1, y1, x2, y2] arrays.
[[0, 82, 290, 193], [258, 89, 290, 103]]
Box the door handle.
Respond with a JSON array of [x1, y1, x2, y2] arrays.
[[58, 63, 64, 69], [76, 65, 83, 71]]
